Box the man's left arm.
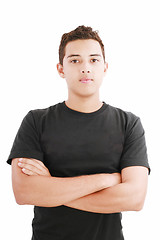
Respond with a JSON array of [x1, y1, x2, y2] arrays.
[[18, 159, 149, 214], [64, 166, 148, 213]]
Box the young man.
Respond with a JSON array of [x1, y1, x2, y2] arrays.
[[7, 26, 150, 240]]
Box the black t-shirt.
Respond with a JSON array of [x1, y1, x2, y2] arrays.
[[7, 101, 150, 240]]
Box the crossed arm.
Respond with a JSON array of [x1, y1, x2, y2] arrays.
[[12, 158, 148, 214]]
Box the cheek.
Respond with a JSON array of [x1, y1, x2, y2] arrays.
[[94, 66, 105, 78], [64, 66, 80, 80], [63, 63, 75, 74]]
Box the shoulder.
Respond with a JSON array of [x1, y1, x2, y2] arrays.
[[28, 102, 61, 120], [107, 104, 140, 126], [106, 104, 145, 138], [23, 102, 62, 133]]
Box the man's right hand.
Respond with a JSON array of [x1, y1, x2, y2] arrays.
[[17, 158, 121, 189], [103, 173, 121, 188]]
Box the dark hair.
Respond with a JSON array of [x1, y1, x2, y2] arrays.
[[58, 25, 105, 65]]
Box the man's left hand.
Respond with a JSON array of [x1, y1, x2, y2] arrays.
[[17, 158, 51, 177]]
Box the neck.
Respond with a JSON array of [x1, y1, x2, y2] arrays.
[[65, 94, 103, 113]]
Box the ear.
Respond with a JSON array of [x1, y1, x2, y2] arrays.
[[57, 63, 65, 78], [104, 62, 108, 75]]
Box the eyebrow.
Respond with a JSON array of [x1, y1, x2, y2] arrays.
[[67, 54, 102, 58]]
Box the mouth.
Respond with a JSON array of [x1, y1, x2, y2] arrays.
[[79, 78, 93, 83]]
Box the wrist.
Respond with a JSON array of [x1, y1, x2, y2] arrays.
[[100, 173, 112, 188], [102, 173, 121, 189], [110, 173, 121, 187]]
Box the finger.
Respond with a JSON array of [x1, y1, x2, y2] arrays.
[[21, 168, 38, 176], [27, 159, 51, 175], [19, 158, 45, 172], [31, 159, 47, 169], [18, 161, 43, 175], [18, 158, 51, 176]]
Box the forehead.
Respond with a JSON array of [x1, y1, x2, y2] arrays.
[[65, 39, 102, 57]]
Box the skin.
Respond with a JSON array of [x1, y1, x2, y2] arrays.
[[17, 158, 148, 213], [18, 158, 51, 176], [57, 39, 108, 113], [12, 158, 121, 208], [12, 39, 148, 213]]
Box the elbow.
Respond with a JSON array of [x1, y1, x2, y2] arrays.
[[126, 200, 144, 212], [12, 159, 31, 205], [13, 183, 29, 205], [134, 199, 145, 211], [15, 196, 25, 205], [129, 185, 147, 212], [14, 192, 27, 205], [126, 192, 146, 212], [131, 194, 146, 211], [135, 189, 147, 211]]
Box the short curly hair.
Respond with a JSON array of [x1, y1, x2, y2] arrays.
[[58, 25, 105, 65]]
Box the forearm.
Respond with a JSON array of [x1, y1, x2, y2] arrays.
[[64, 182, 145, 213], [13, 159, 112, 207], [15, 159, 148, 212], [15, 174, 108, 207]]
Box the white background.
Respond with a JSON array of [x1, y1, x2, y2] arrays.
[[0, 0, 159, 239]]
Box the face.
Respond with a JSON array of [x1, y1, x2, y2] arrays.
[[57, 39, 108, 98]]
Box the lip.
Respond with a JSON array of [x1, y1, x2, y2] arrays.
[[80, 78, 93, 83]]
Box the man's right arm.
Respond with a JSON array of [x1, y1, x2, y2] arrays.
[[12, 158, 120, 207]]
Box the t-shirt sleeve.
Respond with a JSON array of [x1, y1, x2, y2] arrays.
[[7, 110, 44, 165], [120, 114, 151, 174]]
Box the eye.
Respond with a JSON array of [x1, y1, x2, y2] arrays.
[[70, 59, 79, 63], [91, 59, 99, 63]]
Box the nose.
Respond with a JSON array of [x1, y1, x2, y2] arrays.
[[80, 62, 91, 74], [81, 70, 91, 73]]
